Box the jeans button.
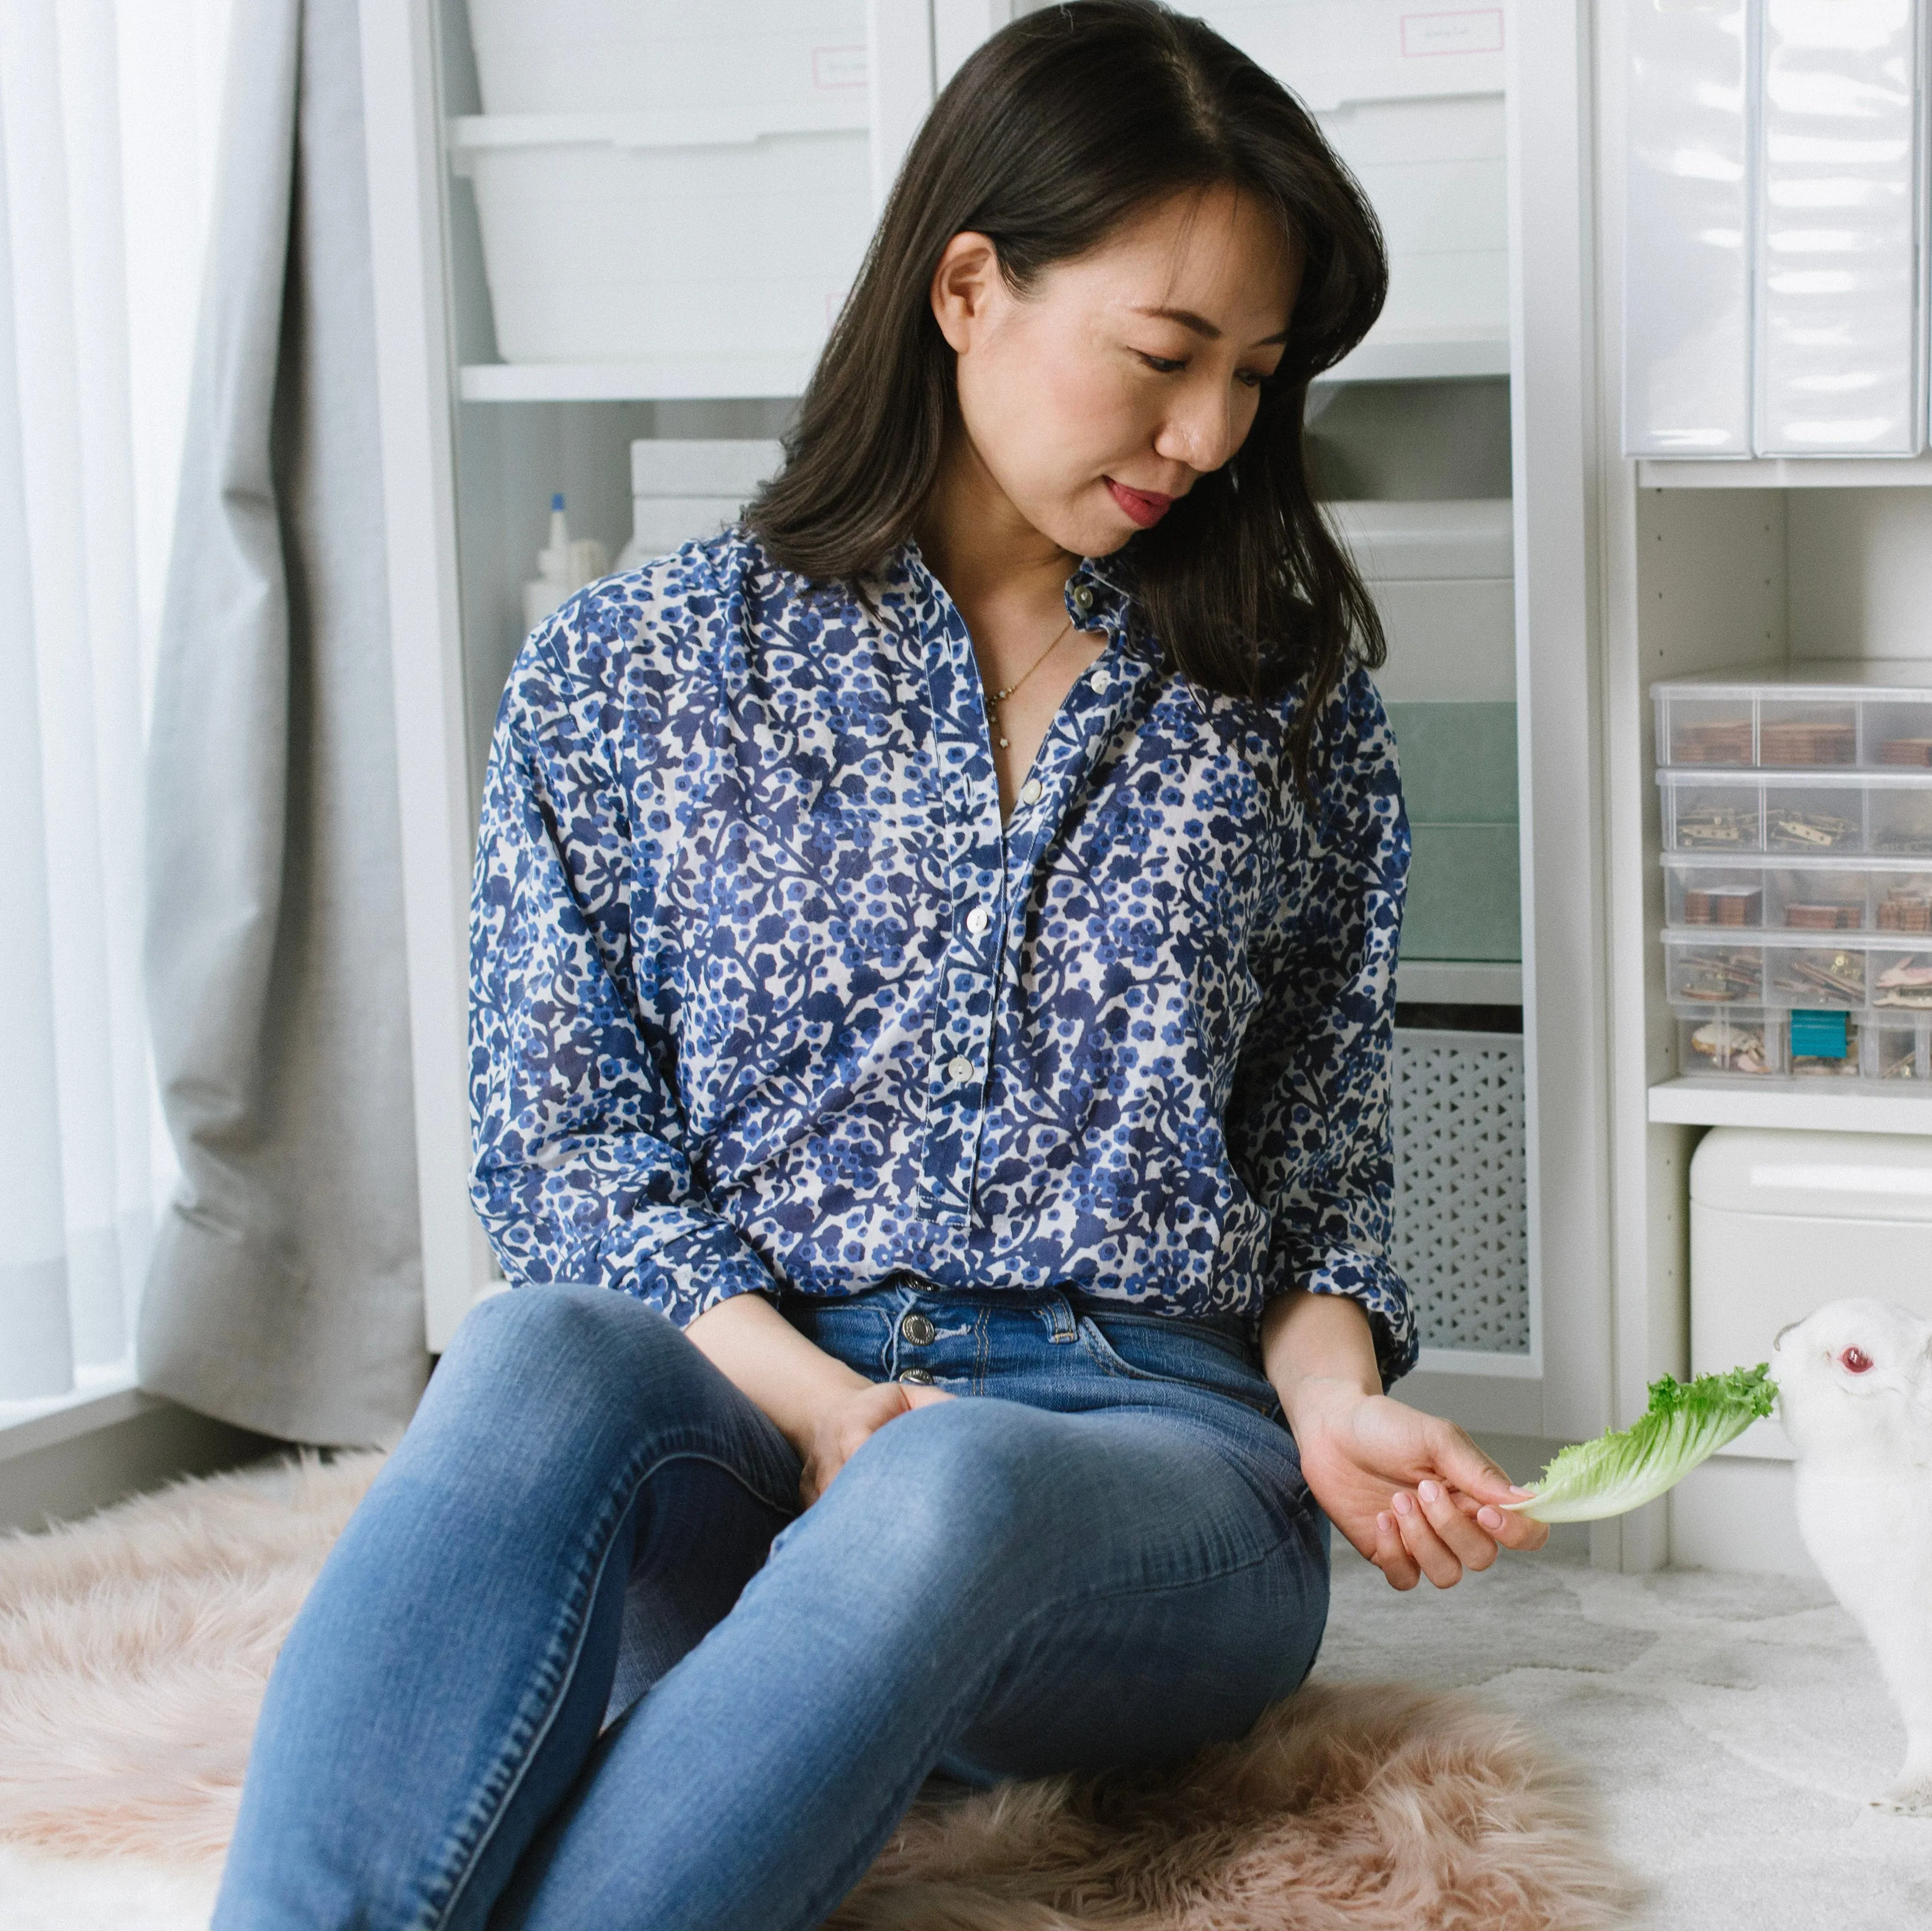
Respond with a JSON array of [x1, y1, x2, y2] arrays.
[[900, 1312, 936, 1345], [897, 1368, 935, 1385]]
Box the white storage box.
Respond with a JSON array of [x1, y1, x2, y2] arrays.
[[1690, 1128, 1932, 1458], [450, 114, 871, 373], [617, 439, 785, 568], [1755, 0, 1923, 457], [1331, 500, 1518, 963], [1327, 499, 1513, 704], [1191, 3, 1507, 364], [465, 1, 869, 118], [1622, 0, 1751, 456]]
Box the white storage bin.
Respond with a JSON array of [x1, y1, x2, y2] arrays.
[[1690, 1128, 1932, 1459], [1326, 499, 1513, 703], [1191, 3, 1507, 360], [465, 1, 869, 118], [450, 114, 871, 373], [617, 439, 785, 569], [1755, 0, 1923, 457], [1622, 0, 1751, 456]]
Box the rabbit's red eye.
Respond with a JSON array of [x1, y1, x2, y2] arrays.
[[1841, 1346, 1874, 1374]]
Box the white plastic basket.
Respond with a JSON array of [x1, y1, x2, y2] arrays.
[[464, 0, 869, 117], [1392, 1027, 1530, 1356], [450, 115, 871, 371]]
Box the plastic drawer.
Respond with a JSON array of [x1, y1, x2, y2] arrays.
[[1653, 662, 1932, 771], [1665, 940, 1763, 1005], [1662, 855, 1932, 934]]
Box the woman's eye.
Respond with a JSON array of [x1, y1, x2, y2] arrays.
[[1137, 353, 1187, 373], [1235, 368, 1266, 389]]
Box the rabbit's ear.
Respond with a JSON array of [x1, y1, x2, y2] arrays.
[[1774, 1319, 1803, 1349]]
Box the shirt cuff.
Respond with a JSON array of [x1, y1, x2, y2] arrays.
[[627, 1220, 780, 1331]]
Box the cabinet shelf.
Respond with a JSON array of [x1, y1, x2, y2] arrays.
[[457, 329, 1513, 405], [459, 358, 811, 403], [1635, 454, 1932, 490], [1647, 1077, 1932, 1134]]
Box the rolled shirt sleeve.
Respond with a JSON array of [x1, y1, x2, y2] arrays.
[[467, 599, 778, 1329], [1227, 665, 1417, 1388]]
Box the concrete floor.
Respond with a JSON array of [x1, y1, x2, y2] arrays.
[[1317, 1542, 1932, 1931]]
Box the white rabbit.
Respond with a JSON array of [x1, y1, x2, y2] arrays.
[[1774, 1298, 1932, 1817]]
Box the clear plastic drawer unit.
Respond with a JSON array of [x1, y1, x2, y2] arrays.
[[1655, 663, 1932, 1086]]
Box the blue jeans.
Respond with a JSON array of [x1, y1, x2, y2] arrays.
[[213, 1280, 1329, 1930]]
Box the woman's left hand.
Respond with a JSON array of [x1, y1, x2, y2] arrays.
[[1286, 1373, 1549, 1590]]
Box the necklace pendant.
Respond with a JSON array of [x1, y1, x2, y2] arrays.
[[998, 734, 1009, 748]]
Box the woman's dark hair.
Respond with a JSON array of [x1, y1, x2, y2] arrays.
[[747, 0, 1388, 792]]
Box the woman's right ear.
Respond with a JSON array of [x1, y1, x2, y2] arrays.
[[929, 231, 1003, 352]]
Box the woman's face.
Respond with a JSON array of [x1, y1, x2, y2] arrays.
[[930, 184, 1301, 559]]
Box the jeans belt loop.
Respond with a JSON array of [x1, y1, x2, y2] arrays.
[[1043, 1289, 1079, 1342]]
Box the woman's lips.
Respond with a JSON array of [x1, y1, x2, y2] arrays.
[[1106, 479, 1173, 529]]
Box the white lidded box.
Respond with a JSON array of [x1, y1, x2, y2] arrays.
[[1690, 1128, 1932, 1459], [1191, 2, 1507, 368], [617, 439, 786, 569]]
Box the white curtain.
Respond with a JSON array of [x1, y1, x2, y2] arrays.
[[0, 0, 231, 1404]]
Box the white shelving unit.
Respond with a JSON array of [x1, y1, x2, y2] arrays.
[[1596, 0, 1932, 1572], [357, 0, 1618, 1502], [1636, 456, 1932, 492]]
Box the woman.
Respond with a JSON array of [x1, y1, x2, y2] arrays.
[[215, 5, 1547, 1926]]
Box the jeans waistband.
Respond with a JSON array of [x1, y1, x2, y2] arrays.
[[793, 1281, 1257, 1352]]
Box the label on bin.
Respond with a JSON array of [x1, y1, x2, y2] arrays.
[[1790, 1009, 1848, 1059]]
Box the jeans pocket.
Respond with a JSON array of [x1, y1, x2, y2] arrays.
[[1073, 1313, 1284, 1423]]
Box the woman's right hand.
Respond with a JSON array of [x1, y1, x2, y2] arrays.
[[796, 1379, 955, 1507]]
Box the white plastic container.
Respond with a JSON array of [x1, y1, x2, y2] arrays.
[[1755, 0, 1923, 457], [1676, 1125, 1932, 1574], [464, 1, 869, 117], [1327, 499, 1513, 704], [1622, 0, 1752, 457], [617, 439, 785, 568], [1191, 3, 1507, 362], [450, 114, 871, 371], [1690, 1127, 1932, 1458]]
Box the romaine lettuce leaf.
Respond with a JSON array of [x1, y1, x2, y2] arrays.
[[1507, 1364, 1777, 1524]]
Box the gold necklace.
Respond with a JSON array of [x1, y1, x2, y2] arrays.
[[986, 611, 1075, 750]]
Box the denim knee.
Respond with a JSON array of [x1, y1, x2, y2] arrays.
[[423, 1283, 690, 1455]]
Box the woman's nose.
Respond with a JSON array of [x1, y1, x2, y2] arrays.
[[1153, 382, 1238, 475]]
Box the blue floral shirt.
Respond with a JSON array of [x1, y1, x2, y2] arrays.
[[469, 531, 1416, 1385]]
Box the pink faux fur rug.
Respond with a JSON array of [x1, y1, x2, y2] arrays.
[[0, 1451, 1629, 1929]]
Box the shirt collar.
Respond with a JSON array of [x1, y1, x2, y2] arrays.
[[888, 539, 1153, 665]]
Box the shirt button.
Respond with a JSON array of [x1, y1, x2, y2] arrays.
[[897, 1368, 935, 1385], [965, 905, 990, 936], [1072, 583, 1094, 612], [1019, 778, 1043, 806], [900, 1312, 936, 1345], [947, 1054, 976, 1084]]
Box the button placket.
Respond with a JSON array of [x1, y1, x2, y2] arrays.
[[912, 564, 1009, 1229]]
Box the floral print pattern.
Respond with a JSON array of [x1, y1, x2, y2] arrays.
[[469, 531, 1416, 1386]]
